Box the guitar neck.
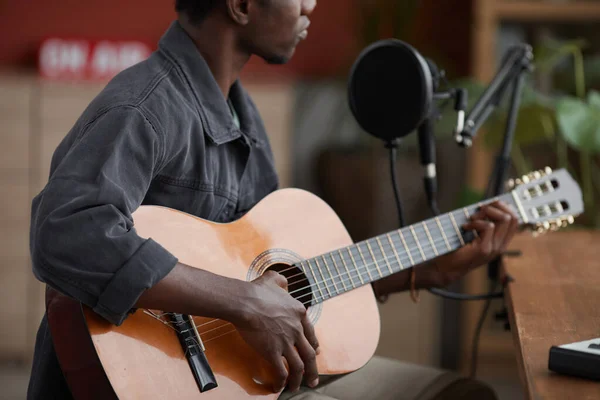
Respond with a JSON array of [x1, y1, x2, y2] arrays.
[[299, 192, 523, 304]]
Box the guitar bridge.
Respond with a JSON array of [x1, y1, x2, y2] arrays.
[[169, 313, 218, 393]]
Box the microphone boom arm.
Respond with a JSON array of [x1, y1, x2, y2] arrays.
[[455, 44, 534, 148]]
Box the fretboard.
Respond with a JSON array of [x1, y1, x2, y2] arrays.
[[297, 193, 523, 305]]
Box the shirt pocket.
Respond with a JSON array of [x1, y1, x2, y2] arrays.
[[144, 176, 234, 222]]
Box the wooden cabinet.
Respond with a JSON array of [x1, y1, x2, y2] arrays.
[[0, 75, 33, 359]]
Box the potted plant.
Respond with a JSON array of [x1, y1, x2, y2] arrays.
[[446, 38, 600, 227]]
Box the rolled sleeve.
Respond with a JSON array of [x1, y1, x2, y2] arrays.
[[30, 105, 178, 326], [94, 238, 177, 325]]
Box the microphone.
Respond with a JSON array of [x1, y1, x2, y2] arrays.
[[417, 58, 442, 214], [347, 39, 433, 143], [417, 112, 439, 214], [347, 41, 465, 217]]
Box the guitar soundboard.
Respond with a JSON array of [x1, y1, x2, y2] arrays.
[[549, 338, 600, 381]]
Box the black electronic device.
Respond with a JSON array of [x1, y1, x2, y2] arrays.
[[549, 338, 600, 381]]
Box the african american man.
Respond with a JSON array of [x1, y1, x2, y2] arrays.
[[28, 1, 519, 399]]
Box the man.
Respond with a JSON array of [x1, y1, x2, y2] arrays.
[[28, 0, 519, 399]]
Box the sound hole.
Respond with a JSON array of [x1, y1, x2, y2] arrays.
[[268, 263, 313, 309]]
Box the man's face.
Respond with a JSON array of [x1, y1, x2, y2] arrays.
[[243, 0, 316, 64]]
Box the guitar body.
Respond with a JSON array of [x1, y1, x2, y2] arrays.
[[49, 188, 380, 399]]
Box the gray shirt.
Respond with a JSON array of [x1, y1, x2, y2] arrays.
[[27, 21, 279, 398]]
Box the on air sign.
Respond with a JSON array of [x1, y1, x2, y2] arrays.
[[38, 38, 153, 81]]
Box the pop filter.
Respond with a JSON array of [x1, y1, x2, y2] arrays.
[[348, 39, 434, 142]]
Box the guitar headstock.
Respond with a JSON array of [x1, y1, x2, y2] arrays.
[[507, 167, 584, 235]]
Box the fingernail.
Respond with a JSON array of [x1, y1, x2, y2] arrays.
[[316, 347, 321, 355], [310, 378, 319, 388]]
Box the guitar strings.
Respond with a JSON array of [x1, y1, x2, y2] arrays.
[[188, 227, 474, 339], [191, 209, 525, 340], [168, 200, 523, 344], [198, 200, 538, 345], [183, 231, 457, 337], [285, 204, 523, 301], [285, 226, 466, 295], [283, 217, 467, 283], [273, 200, 520, 281]]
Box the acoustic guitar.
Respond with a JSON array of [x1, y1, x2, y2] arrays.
[[47, 168, 583, 399]]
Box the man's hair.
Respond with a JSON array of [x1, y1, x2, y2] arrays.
[[175, 0, 219, 24]]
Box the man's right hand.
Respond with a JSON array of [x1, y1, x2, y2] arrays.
[[234, 271, 320, 393], [137, 265, 320, 393]]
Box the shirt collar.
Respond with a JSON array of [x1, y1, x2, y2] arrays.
[[158, 21, 260, 145]]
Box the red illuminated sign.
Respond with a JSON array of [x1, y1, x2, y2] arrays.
[[38, 38, 153, 81]]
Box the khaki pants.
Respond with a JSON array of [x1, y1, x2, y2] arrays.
[[279, 356, 497, 400]]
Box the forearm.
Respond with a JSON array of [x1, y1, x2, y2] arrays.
[[136, 262, 252, 325]]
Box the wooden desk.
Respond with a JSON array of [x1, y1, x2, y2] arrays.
[[503, 231, 600, 400]]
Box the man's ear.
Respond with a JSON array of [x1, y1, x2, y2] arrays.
[[226, 0, 250, 25]]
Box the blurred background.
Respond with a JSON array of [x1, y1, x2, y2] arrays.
[[2, 0, 600, 399]]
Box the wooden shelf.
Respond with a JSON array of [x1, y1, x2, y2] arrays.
[[496, 1, 600, 22]]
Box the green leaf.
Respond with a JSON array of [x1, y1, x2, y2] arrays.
[[553, 55, 600, 96], [534, 38, 588, 73], [455, 186, 485, 208], [556, 96, 600, 153], [587, 90, 600, 110]]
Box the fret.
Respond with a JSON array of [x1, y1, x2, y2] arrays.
[[346, 247, 365, 285], [386, 233, 405, 270], [314, 258, 333, 299], [329, 252, 348, 291], [355, 243, 374, 281], [338, 249, 357, 288], [375, 237, 395, 274], [422, 221, 438, 256], [462, 207, 479, 239], [396, 229, 415, 266], [413, 223, 437, 260], [435, 216, 452, 251], [448, 213, 465, 246], [365, 240, 384, 278], [305, 259, 325, 300], [320, 255, 339, 295], [511, 190, 528, 224], [409, 225, 427, 262], [330, 251, 351, 291]]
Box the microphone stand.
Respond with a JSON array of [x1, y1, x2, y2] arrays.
[[456, 43, 534, 282], [447, 44, 534, 377]]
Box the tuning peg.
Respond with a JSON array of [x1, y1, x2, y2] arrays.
[[521, 175, 530, 184], [544, 166, 553, 175], [532, 171, 542, 180], [506, 179, 516, 190], [534, 222, 548, 235], [567, 215, 575, 225], [543, 221, 551, 231]]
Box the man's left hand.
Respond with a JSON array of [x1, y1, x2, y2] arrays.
[[421, 200, 520, 288]]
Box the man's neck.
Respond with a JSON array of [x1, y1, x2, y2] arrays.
[[179, 15, 251, 98]]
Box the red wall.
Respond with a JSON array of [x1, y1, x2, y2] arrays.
[[0, 0, 358, 80], [0, 1, 469, 80]]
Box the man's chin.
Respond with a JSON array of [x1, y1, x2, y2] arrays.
[[261, 49, 295, 65], [263, 55, 291, 65]]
